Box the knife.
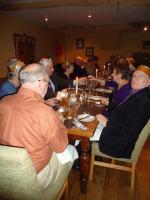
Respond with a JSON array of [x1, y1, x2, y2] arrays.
[[78, 114, 91, 121]]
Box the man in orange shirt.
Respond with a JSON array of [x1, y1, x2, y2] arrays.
[[0, 63, 77, 189]]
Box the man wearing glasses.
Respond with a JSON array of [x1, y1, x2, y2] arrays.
[[0, 63, 77, 190], [95, 65, 150, 159]]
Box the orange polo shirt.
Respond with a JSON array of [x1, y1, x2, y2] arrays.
[[0, 87, 68, 173]]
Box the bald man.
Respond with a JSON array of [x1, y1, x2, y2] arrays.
[[0, 63, 77, 190]]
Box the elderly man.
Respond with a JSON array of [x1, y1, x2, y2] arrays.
[[39, 58, 68, 99], [95, 65, 150, 158], [0, 58, 24, 99], [39, 57, 86, 99], [0, 63, 77, 189]]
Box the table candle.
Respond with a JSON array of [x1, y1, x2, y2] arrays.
[[75, 77, 78, 94], [95, 69, 98, 78]]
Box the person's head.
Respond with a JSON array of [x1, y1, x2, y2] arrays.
[[74, 56, 84, 67], [63, 60, 74, 75], [39, 57, 54, 76], [131, 65, 150, 90], [127, 57, 135, 65], [19, 63, 49, 98], [112, 61, 130, 84], [7, 58, 25, 87], [88, 56, 99, 64]]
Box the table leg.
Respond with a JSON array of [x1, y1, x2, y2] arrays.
[[80, 138, 90, 193]]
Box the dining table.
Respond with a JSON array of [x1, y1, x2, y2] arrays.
[[67, 101, 104, 193], [57, 85, 113, 193]]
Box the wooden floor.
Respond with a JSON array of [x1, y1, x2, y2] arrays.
[[68, 137, 150, 200]]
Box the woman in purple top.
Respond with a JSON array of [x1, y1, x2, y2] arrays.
[[102, 61, 132, 117]]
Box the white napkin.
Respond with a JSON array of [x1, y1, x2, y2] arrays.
[[90, 122, 104, 141], [73, 118, 87, 131]]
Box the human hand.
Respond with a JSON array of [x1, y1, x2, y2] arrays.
[[61, 88, 67, 93], [88, 75, 95, 79], [45, 98, 57, 107], [101, 97, 109, 106], [78, 77, 87, 85], [56, 90, 68, 100], [96, 114, 108, 126]]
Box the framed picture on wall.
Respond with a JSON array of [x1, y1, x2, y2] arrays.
[[14, 33, 36, 64], [86, 47, 94, 57], [76, 38, 84, 49]]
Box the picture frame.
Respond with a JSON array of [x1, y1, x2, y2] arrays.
[[86, 47, 94, 57], [76, 38, 84, 49], [14, 33, 36, 64], [143, 41, 150, 49]]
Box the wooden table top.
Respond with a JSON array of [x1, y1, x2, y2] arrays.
[[66, 101, 104, 138], [67, 119, 98, 138], [59, 87, 107, 139]]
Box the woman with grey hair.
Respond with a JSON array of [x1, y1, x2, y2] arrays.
[[0, 58, 24, 99]]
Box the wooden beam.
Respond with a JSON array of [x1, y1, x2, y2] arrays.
[[0, 0, 149, 11]]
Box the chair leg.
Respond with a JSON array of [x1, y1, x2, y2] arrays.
[[64, 178, 69, 200], [89, 154, 95, 181], [131, 164, 136, 190], [56, 178, 69, 200]]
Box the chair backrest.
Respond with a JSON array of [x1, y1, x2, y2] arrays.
[[0, 145, 42, 200], [131, 119, 150, 164]]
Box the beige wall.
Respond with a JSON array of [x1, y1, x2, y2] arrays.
[[0, 14, 56, 77], [0, 14, 150, 77], [58, 27, 150, 66]]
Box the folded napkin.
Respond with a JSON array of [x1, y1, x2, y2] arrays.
[[90, 122, 104, 141], [73, 118, 87, 131]]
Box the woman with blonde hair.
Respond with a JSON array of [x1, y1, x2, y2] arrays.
[[0, 58, 24, 99]]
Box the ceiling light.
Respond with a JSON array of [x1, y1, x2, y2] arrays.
[[143, 26, 148, 31], [88, 14, 92, 18], [44, 17, 48, 22]]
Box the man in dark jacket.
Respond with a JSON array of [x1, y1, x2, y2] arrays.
[[96, 65, 150, 158]]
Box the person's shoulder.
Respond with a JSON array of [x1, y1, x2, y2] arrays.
[[0, 80, 16, 92], [35, 103, 60, 125], [138, 87, 150, 96], [0, 80, 10, 88], [35, 102, 56, 117], [133, 87, 150, 103], [0, 94, 16, 106]]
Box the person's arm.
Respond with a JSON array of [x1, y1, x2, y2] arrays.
[[40, 108, 68, 153], [96, 114, 108, 127], [44, 98, 57, 107], [73, 77, 87, 86]]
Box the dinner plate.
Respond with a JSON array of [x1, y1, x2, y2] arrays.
[[96, 88, 112, 93], [81, 116, 95, 122], [77, 113, 95, 122], [89, 95, 101, 101]]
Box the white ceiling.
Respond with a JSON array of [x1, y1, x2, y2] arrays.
[[0, 0, 150, 30]]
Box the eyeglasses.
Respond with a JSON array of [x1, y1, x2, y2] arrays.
[[38, 79, 50, 86], [132, 75, 148, 80]]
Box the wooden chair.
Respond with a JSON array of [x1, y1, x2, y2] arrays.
[[89, 120, 150, 190], [0, 145, 69, 200]]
